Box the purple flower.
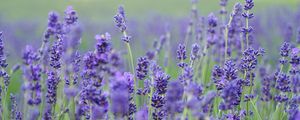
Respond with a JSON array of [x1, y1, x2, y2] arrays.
[[212, 65, 226, 90], [114, 5, 127, 32], [208, 13, 218, 27], [46, 71, 60, 104], [49, 39, 63, 69], [177, 44, 187, 61], [260, 76, 273, 101], [136, 56, 150, 80], [281, 42, 291, 57], [178, 66, 193, 85], [10, 94, 22, 120], [276, 73, 291, 92], [71, 51, 81, 85], [177, 44, 187, 67], [219, 79, 242, 110], [45, 12, 59, 40], [289, 50, 300, 75], [27, 65, 42, 106], [154, 70, 170, 95], [240, 47, 263, 72], [0, 32, 7, 68], [224, 60, 238, 81], [22, 45, 39, 65], [274, 94, 289, 103], [151, 93, 165, 108], [95, 33, 112, 64], [64, 6, 78, 25], [207, 13, 218, 46], [191, 43, 200, 61], [244, 0, 254, 11], [219, 0, 228, 14]]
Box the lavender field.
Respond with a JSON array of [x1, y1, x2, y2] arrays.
[[0, 0, 300, 120]]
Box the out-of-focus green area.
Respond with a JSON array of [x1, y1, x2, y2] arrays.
[[0, 0, 299, 23]]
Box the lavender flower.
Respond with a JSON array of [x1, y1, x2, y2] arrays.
[[190, 43, 200, 61], [22, 45, 39, 65], [224, 60, 238, 81], [46, 71, 60, 104], [177, 44, 187, 68], [280, 42, 291, 65], [219, 79, 242, 110], [49, 39, 63, 69], [261, 76, 273, 101], [178, 66, 193, 85], [10, 94, 22, 120], [219, 0, 228, 15], [0, 32, 7, 68], [64, 6, 78, 25], [240, 47, 263, 72], [154, 70, 170, 95], [243, 0, 254, 11], [27, 65, 42, 106], [276, 73, 291, 93], [136, 56, 149, 80], [207, 13, 218, 46], [114, 5, 127, 32], [45, 12, 59, 40], [95, 33, 112, 64]]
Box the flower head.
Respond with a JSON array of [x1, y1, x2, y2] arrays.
[[64, 6, 78, 25], [136, 56, 150, 80]]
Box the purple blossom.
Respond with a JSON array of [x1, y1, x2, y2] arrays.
[[27, 65, 42, 106], [244, 0, 254, 11], [64, 6, 78, 25], [154, 70, 170, 95], [10, 94, 22, 120], [191, 43, 200, 61], [219, 79, 242, 110], [22, 45, 39, 65], [136, 56, 150, 80], [114, 5, 127, 32], [95, 33, 112, 64], [207, 13, 218, 46], [49, 39, 63, 69], [260, 76, 273, 101], [46, 71, 60, 104], [0, 32, 7, 68], [177, 44, 187, 67], [276, 73, 291, 92]]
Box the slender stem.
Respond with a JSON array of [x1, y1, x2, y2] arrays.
[[147, 77, 154, 119], [224, 17, 233, 60]]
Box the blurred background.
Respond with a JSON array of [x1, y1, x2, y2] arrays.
[[0, 0, 299, 67]]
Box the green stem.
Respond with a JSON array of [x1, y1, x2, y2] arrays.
[[224, 17, 233, 60], [147, 77, 154, 119]]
